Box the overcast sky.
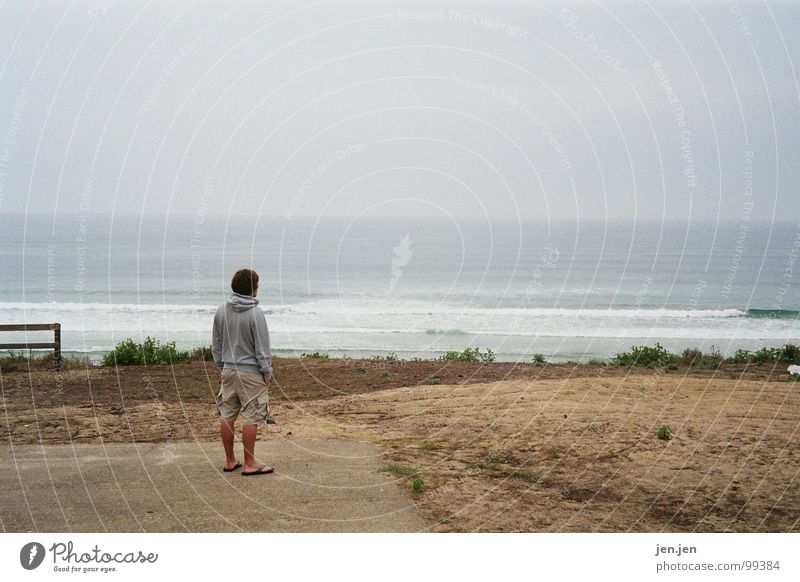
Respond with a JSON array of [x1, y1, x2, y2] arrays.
[[0, 0, 798, 223]]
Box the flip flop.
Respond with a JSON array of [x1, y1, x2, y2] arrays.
[[223, 462, 242, 472], [242, 464, 274, 476]]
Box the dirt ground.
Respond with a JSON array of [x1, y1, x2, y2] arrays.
[[1, 357, 798, 532]]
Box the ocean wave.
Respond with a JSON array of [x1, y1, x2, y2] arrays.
[[425, 328, 469, 335], [745, 308, 800, 319], [0, 301, 756, 320], [0, 301, 218, 314]]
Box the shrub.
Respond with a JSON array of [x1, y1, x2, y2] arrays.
[[614, 343, 678, 368], [680, 348, 703, 366], [438, 347, 495, 363], [699, 346, 724, 368], [300, 351, 329, 359], [101, 337, 190, 366], [532, 353, 546, 365], [681, 346, 723, 369], [781, 344, 800, 361], [191, 345, 214, 361], [726, 344, 800, 364], [412, 478, 424, 492], [749, 347, 781, 363], [1, 351, 92, 372], [728, 348, 753, 364], [0, 351, 26, 373], [370, 352, 398, 361], [59, 354, 92, 369]]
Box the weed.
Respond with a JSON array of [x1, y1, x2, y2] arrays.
[[300, 351, 329, 359], [532, 353, 546, 365], [412, 478, 424, 492], [656, 425, 673, 441], [427, 377, 441, 385]]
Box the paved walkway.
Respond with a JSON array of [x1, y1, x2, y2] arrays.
[[0, 440, 427, 532]]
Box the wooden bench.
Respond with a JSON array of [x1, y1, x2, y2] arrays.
[[0, 323, 61, 371]]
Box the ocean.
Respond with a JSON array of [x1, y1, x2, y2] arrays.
[[1, 212, 798, 362]]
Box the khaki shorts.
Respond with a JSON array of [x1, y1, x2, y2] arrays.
[[216, 368, 270, 425]]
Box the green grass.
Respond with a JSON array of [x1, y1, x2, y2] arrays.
[[427, 377, 441, 385]]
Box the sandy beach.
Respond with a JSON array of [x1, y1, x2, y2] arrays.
[[2, 357, 798, 532]]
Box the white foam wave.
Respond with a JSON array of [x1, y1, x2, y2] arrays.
[[0, 301, 747, 319]]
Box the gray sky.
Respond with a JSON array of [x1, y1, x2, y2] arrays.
[[0, 0, 798, 223]]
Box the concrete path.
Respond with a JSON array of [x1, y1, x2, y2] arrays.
[[0, 441, 428, 532]]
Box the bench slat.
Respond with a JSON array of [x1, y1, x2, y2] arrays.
[[0, 342, 57, 350], [0, 323, 59, 332]]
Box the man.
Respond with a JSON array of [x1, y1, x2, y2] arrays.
[[212, 268, 274, 476]]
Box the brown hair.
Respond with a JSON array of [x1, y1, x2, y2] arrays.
[[231, 269, 259, 296]]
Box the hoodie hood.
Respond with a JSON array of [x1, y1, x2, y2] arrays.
[[227, 292, 259, 312]]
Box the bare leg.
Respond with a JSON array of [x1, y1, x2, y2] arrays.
[[242, 423, 259, 472], [220, 420, 238, 470]]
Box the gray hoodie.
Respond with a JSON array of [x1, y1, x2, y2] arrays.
[[212, 292, 272, 377]]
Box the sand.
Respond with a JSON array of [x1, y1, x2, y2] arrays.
[[1, 358, 798, 531]]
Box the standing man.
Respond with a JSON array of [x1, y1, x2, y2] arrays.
[[212, 268, 274, 476]]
